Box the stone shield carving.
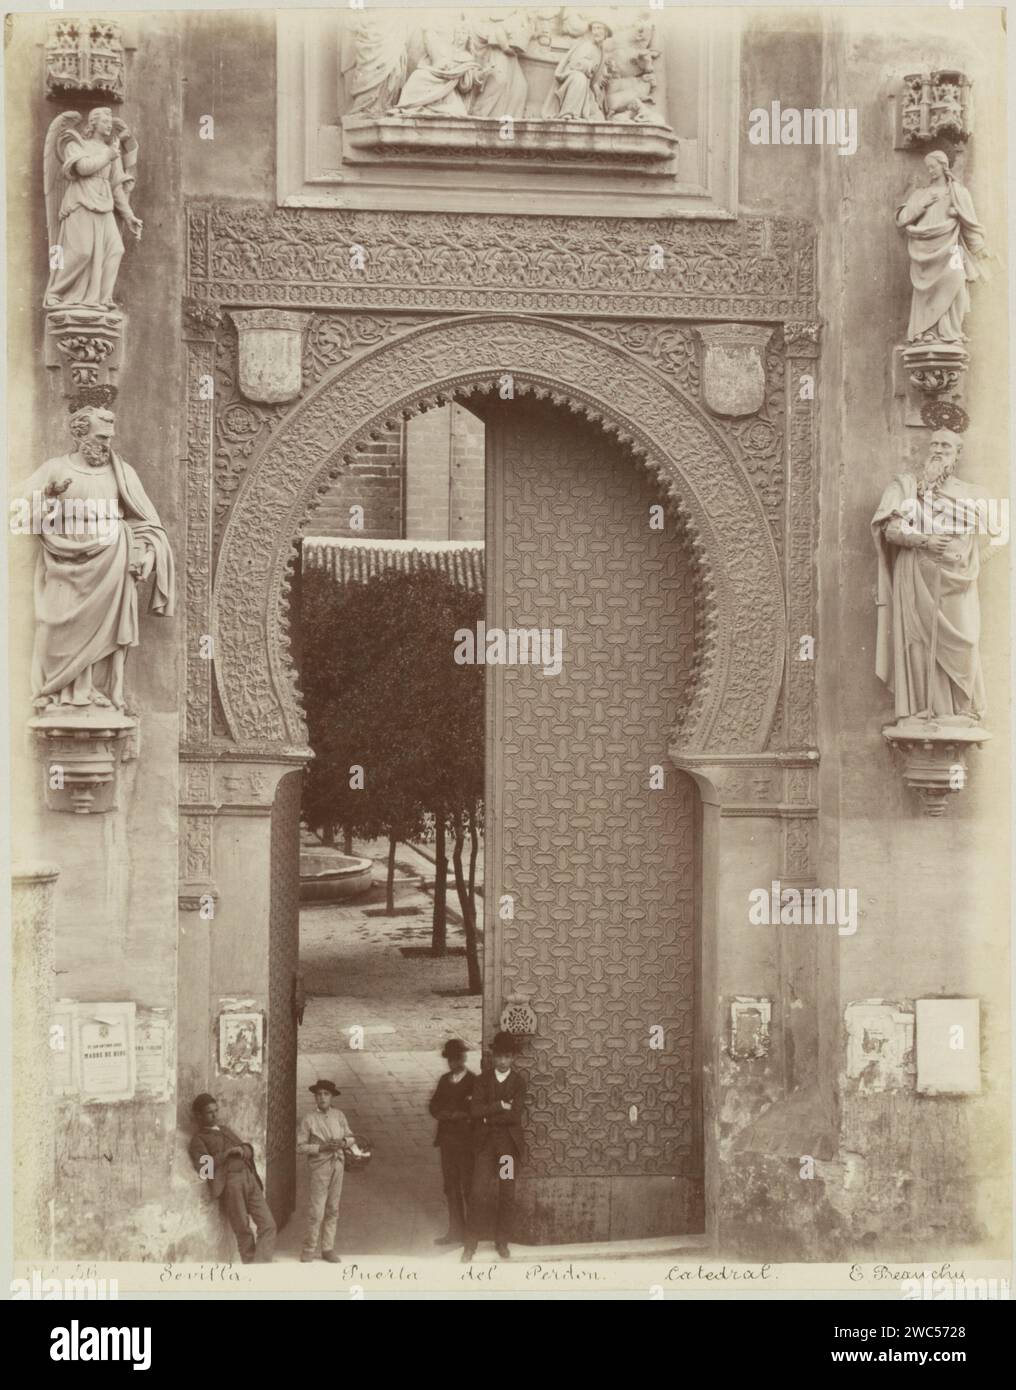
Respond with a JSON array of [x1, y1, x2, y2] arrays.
[[695, 324, 773, 417], [230, 310, 310, 405]]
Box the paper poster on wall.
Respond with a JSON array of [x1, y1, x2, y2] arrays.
[[218, 1011, 264, 1076], [50, 1006, 76, 1096], [134, 1014, 171, 1099], [76, 1003, 136, 1103]]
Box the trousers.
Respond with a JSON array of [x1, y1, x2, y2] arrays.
[[220, 1170, 276, 1263], [468, 1137, 518, 1245], [439, 1139, 474, 1239], [303, 1158, 345, 1255]]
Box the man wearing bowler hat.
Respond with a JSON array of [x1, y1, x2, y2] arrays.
[[296, 1079, 359, 1262], [463, 1032, 527, 1262]]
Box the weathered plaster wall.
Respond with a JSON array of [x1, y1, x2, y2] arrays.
[[6, 12, 193, 1257], [720, 7, 1011, 1259]]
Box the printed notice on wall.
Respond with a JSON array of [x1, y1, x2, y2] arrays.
[[135, 1014, 170, 1099], [76, 1003, 136, 1103]]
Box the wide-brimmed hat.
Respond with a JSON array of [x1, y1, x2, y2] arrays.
[[442, 1038, 469, 1059], [309, 1078, 340, 1096]]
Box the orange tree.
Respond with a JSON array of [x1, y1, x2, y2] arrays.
[[299, 562, 484, 987]]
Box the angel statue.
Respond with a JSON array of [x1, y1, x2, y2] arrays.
[[44, 107, 143, 311]]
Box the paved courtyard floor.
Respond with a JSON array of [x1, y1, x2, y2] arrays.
[[276, 846, 483, 1258]]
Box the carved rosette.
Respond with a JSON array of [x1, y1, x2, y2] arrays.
[[883, 719, 990, 816]]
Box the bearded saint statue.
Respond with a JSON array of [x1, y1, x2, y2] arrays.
[[872, 429, 987, 722], [24, 406, 174, 714]]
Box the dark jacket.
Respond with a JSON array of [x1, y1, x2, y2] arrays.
[[469, 1067, 527, 1160], [188, 1124, 263, 1200], [429, 1069, 476, 1147]]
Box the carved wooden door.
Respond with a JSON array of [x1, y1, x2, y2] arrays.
[[483, 397, 703, 1240]]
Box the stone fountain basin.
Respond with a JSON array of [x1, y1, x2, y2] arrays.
[[300, 851, 374, 903]]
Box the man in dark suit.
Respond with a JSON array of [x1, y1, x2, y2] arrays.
[[463, 1032, 526, 1262], [188, 1093, 276, 1263], [429, 1038, 476, 1248]]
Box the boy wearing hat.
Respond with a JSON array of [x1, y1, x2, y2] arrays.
[[463, 1032, 527, 1261], [428, 1038, 476, 1247], [188, 1094, 276, 1263], [296, 1079, 358, 1263]]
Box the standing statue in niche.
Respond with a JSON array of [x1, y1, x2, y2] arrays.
[[470, 11, 531, 119], [542, 20, 613, 121], [871, 429, 987, 722], [25, 406, 174, 714], [44, 107, 142, 310], [896, 151, 989, 343], [391, 25, 489, 118]]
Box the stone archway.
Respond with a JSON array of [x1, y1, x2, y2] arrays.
[[200, 310, 798, 1245], [211, 314, 786, 761]]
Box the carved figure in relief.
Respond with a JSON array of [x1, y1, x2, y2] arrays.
[[340, 15, 408, 116], [44, 107, 142, 309], [25, 407, 174, 714], [470, 11, 531, 119], [872, 430, 987, 721], [391, 26, 488, 118], [896, 151, 988, 343], [542, 20, 612, 121]]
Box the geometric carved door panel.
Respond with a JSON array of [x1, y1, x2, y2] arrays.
[[485, 399, 702, 1206]]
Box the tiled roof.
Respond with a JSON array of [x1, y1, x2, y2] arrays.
[[302, 536, 485, 593]]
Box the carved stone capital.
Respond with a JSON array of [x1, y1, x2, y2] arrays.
[[784, 321, 822, 358], [902, 340, 969, 395], [694, 324, 773, 417], [29, 708, 136, 815], [668, 751, 820, 885], [883, 717, 990, 815], [44, 306, 123, 401], [229, 310, 311, 405]]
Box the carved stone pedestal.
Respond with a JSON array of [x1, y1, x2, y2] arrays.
[[44, 306, 123, 399], [896, 341, 968, 427], [29, 708, 136, 814], [342, 114, 680, 176], [883, 717, 989, 816]]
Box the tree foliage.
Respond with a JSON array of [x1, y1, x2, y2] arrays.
[[299, 562, 484, 986]]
